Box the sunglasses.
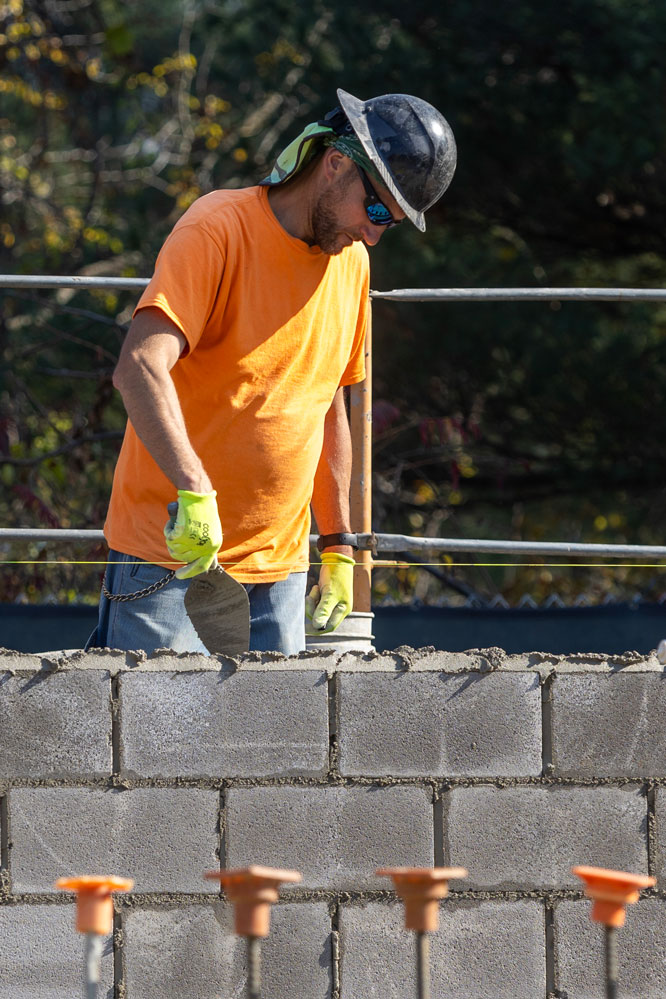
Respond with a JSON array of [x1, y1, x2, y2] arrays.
[[356, 164, 403, 228]]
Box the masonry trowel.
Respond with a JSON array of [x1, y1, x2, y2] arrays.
[[167, 502, 250, 656]]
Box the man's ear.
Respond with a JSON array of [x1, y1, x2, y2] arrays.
[[321, 147, 351, 184]]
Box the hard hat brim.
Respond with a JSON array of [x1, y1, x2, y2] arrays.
[[337, 87, 427, 232]]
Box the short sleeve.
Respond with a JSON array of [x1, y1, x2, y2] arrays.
[[133, 223, 225, 355], [338, 257, 370, 387]]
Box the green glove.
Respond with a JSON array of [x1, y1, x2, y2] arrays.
[[164, 490, 223, 580], [305, 552, 355, 635]]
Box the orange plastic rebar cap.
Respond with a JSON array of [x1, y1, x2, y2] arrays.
[[572, 865, 656, 927], [204, 865, 302, 937], [376, 866, 468, 932], [55, 875, 134, 935]]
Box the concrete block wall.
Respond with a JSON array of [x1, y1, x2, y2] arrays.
[[1, 644, 665, 998]]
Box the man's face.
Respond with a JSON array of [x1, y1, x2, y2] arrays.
[[311, 164, 405, 255]]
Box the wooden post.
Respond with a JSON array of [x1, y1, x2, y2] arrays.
[[349, 298, 372, 613]]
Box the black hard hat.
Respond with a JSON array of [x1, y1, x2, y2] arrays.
[[336, 88, 457, 232]]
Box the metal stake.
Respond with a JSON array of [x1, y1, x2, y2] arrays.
[[205, 865, 302, 999], [56, 874, 133, 999], [572, 865, 656, 999]]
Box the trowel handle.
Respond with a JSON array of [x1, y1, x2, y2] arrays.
[[167, 501, 179, 518]]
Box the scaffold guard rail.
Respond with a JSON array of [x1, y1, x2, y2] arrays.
[[2, 276, 666, 301], [3, 276, 666, 568], [1, 528, 666, 561]]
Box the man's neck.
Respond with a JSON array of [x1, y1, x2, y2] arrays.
[[266, 173, 317, 244]]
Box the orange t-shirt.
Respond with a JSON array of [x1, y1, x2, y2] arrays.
[[104, 186, 369, 582]]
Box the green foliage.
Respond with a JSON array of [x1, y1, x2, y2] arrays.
[[1, 0, 666, 605]]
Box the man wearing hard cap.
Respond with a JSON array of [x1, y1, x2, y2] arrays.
[[91, 88, 457, 655]]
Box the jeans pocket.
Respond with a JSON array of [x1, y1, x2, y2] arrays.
[[129, 557, 161, 581], [106, 552, 168, 597]]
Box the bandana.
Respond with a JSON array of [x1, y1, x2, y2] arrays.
[[259, 109, 383, 187]]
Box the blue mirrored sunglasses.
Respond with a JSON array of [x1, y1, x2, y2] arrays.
[[356, 165, 402, 228]]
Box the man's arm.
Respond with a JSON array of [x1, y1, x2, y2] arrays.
[[306, 386, 356, 633], [310, 387, 354, 557], [113, 306, 212, 493]]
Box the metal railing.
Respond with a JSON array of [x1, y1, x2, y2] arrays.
[[3, 277, 666, 569], [3, 275, 666, 302], [371, 287, 666, 302], [1, 526, 666, 562]]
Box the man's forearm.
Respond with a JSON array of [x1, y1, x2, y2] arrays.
[[311, 388, 354, 556], [113, 310, 212, 493], [115, 361, 211, 493]]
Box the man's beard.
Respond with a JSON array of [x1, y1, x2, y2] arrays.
[[311, 183, 353, 255]]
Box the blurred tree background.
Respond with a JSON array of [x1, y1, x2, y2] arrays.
[[1, 0, 665, 606]]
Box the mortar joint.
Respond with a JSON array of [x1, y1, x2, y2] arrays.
[[646, 782, 657, 877]]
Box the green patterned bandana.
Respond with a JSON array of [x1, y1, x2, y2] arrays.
[[260, 120, 383, 187]]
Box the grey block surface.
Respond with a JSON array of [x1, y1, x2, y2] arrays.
[[10, 787, 219, 893], [555, 899, 666, 997], [120, 670, 328, 777], [339, 899, 545, 999], [0, 671, 111, 777], [445, 785, 647, 889], [654, 788, 666, 882], [0, 904, 113, 999], [552, 673, 666, 776], [123, 902, 331, 999], [226, 785, 433, 889], [338, 671, 541, 776]]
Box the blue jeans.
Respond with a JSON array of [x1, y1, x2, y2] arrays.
[[87, 550, 307, 655]]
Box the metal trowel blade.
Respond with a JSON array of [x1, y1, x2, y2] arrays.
[[184, 566, 250, 656]]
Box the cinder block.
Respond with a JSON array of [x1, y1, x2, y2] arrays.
[[10, 787, 219, 893], [226, 785, 433, 890], [119, 670, 328, 777], [445, 785, 647, 889], [0, 671, 111, 778], [339, 899, 545, 999], [123, 902, 331, 999], [555, 899, 666, 997], [552, 674, 666, 777], [338, 672, 541, 777], [0, 903, 113, 999]]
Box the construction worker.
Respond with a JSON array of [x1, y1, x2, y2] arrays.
[[88, 88, 457, 655]]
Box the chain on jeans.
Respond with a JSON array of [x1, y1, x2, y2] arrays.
[[102, 568, 176, 602]]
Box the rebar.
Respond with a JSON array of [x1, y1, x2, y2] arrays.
[[416, 931, 430, 999], [605, 926, 619, 999], [205, 867, 301, 999], [84, 932, 103, 999], [247, 935, 261, 999]]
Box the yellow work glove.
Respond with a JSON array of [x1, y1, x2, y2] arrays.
[[164, 490, 223, 580], [305, 552, 355, 635]]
